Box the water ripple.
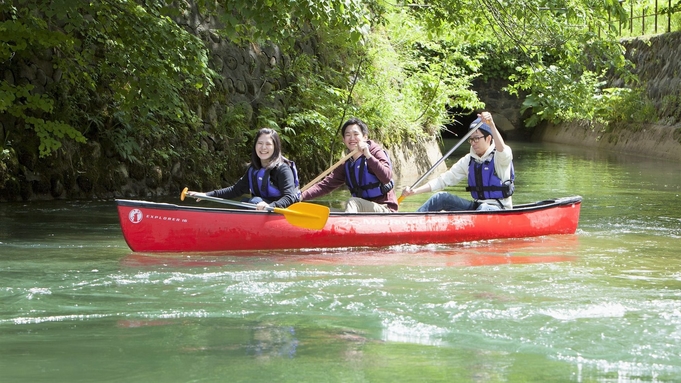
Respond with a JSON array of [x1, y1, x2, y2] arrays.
[[540, 303, 627, 320]]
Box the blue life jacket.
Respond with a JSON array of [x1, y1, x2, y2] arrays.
[[344, 152, 394, 200], [248, 161, 301, 200], [465, 152, 515, 200]]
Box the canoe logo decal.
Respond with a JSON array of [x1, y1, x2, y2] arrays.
[[129, 209, 143, 224]]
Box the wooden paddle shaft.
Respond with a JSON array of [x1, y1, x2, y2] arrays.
[[183, 192, 263, 210], [300, 149, 359, 192], [180, 187, 330, 230]]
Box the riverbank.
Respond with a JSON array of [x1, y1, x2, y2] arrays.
[[532, 122, 681, 162]]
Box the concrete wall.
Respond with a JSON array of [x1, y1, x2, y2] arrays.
[[533, 121, 681, 162]]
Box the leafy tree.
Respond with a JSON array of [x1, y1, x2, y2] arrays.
[[194, 0, 375, 48], [193, 0, 486, 170], [1, 1, 215, 161], [1, 0, 666, 199], [393, 0, 651, 128]]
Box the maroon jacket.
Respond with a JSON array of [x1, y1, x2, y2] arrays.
[[302, 140, 398, 211]]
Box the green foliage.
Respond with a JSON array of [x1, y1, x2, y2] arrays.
[[511, 66, 608, 126], [255, 24, 361, 176], [99, 117, 141, 163], [1, 1, 216, 161], [0, 148, 12, 187], [0, 81, 86, 156], [505, 29, 639, 127], [411, 0, 640, 129], [1, 0, 664, 198], [345, 9, 485, 145], [596, 87, 657, 124], [197, 0, 377, 48], [515, 69, 655, 128], [0, 4, 86, 157]]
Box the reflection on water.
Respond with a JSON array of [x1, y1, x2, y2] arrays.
[[1, 142, 681, 382], [121, 235, 580, 268]]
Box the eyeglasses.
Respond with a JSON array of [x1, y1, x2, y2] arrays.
[[468, 135, 485, 144]]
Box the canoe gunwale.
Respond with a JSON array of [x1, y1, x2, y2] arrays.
[[115, 195, 582, 217]]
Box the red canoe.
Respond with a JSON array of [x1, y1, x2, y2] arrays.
[[115, 196, 582, 252]]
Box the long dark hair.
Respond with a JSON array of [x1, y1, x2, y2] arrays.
[[251, 128, 283, 170]]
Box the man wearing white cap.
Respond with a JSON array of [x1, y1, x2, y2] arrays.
[[401, 111, 515, 212]]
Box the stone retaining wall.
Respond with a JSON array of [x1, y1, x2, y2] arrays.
[[617, 31, 681, 123]]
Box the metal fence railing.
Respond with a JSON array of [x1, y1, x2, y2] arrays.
[[614, 0, 681, 36]]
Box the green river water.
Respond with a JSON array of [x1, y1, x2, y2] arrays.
[[1, 141, 680, 382]]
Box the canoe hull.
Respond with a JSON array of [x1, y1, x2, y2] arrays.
[[116, 196, 582, 252]]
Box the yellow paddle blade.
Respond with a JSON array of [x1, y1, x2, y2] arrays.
[[272, 202, 330, 230], [180, 187, 189, 201], [397, 195, 406, 205]]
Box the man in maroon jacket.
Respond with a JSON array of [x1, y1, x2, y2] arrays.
[[302, 118, 398, 212]]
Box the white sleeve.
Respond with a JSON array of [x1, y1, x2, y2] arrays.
[[493, 146, 513, 181], [426, 154, 471, 192]]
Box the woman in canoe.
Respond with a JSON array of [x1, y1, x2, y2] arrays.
[[302, 117, 397, 212], [401, 111, 515, 212], [187, 128, 301, 210]]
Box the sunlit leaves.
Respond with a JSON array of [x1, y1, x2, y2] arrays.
[[2, 0, 217, 160], [199, 0, 374, 47], [403, 0, 637, 128]]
